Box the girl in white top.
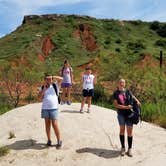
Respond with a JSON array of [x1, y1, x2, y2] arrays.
[[80, 67, 97, 113], [38, 75, 63, 149], [42, 84, 59, 110], [82, 73, 95, 90]]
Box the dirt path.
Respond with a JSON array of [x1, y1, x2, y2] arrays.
[[0, 103, 166, 166]]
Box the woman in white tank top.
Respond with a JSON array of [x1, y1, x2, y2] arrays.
[[80, 67, 97, 113]]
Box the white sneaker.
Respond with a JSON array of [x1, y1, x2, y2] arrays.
[[61, 101, 65, 105], [87, 108, 90, 113], [121, 148, 126, 156], [80, 109, 84, 114], [127, 148, 133, 157]]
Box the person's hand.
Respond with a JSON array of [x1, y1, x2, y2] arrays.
[[136, 100, 141, 106], [128, 105, 133, 109], [93, 71, 97, 77], [72, 81, 76, 85], [44, 83, 49, 90]]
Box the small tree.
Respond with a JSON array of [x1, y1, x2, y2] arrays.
[[0, 65, 27, 107]]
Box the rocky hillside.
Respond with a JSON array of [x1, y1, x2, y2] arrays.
[[0, 14, 165, 127], [0, 14, 165, 71]]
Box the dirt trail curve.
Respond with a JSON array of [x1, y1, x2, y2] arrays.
[[0, 103, 166, 166]]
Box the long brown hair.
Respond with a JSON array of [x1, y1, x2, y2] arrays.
[[61, 60, 71, 76]]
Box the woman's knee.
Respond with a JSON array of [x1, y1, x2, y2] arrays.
[[120, 126, 125, 134], [127, 127, 133, 136]]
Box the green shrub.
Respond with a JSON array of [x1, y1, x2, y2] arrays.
[[150, 21, 160, 30], [104, 37, 111, 45], [130, 20, 142, 25], [115, 48, 121, 52], [8, 131, 16, 139], [141, 101, 166, 128], [127, 40, 145, 51], [24, 91, 36, 103], [115, 39, 122, 44], [157, 24, 166, 37], [155, 39, 166, 48], [0, 146, 10, 157], [93, 84, 109, 102], [0, 93, 12, 115]]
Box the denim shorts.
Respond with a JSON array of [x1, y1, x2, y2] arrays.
[[41, 109, 58, 120], [117, 114, 133, 127]]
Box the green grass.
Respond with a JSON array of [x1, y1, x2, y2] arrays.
[[142, 102, 166, 128]]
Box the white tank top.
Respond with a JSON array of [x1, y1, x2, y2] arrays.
[[42, 85, 58, 109], [83, 74, 95, 90], [62, 67, 73, 83]]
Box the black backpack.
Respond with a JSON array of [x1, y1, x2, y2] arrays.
[[42, 83, 61, 104], [126, 90, 141, 125]]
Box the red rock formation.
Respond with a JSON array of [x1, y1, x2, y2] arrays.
[[74, 24, 98, 51], [42, 36, 55, 57], [38, 54, 45, 62]]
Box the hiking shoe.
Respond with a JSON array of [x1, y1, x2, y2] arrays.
[[66, 101, 71, 105], [60, 101, 65, 105], [87, 108, 91, 113], [80, 109, 84, 114], [126, 149, 133, 157], [56, 140, 62, 149], [120, 148, 126, 156], [46, 140, 52, 146]]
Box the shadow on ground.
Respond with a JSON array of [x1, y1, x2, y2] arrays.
[[76, 147, 120, 158], [61, 110, 80, 114], [6, 139, 48, 150]]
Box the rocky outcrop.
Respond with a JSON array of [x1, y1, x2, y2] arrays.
[[23, 14, 95, 24]]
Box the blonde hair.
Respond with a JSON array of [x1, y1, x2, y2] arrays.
[[119, 78, 125, 83]]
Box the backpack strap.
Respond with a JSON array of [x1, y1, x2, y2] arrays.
[[125, 89, 133, 105], [52, 83, 59, 96], [52, 83, 61, 104]]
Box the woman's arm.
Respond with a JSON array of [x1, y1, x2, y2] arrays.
[[38, 86, 46, 100], [93, 74, 97, 85], [71, 72, 74, 84], [132, 95, 141, 106], [113, 100, 132, 110], [52, 76, 63, 87]]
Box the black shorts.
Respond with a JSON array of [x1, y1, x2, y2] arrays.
[[82, 89, 94, 97]]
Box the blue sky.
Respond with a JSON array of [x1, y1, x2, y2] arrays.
[[0, 0, 166, 38]]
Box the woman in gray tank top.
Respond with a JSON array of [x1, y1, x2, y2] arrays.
[[60, 60, 73, 105]]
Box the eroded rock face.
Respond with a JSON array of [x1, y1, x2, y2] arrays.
[[77, 24, 98, 51], [42, 36, 55, 57], [37, 36, 55, 62]]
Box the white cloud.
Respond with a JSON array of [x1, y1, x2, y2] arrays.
[[85, 0, 166, 21], [0, 33, 5, 38], [4, 0, 89, 14], [0, 0, 166, 36]]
